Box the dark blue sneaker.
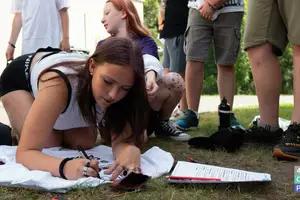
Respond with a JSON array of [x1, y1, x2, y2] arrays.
[[175, 109, 199, 131], [231, 113, 245, 130]]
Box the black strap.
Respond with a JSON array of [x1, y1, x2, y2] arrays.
[[59, 157, 73, 179]]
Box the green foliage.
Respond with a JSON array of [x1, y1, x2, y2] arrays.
[[280, 44, 293, 94], [144, 0, 163, 59], [143, 0, 160, 29]]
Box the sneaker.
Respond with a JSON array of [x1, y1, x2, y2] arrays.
[[244, 119, 283, 144], [175, 109, 199, 131], [231, 113, 245, 130], [273, 124, 300, 160], [155, 120, 191, 141], [170, 106, 185, 121]]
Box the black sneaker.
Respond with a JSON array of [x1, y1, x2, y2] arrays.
[[245, 119, 283, 144], [273, 124, 300, 160], [155, 120, 191, 141]]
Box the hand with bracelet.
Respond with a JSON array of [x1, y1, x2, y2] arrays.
[[59, 158, 100, 180], [145, 70, 159, 102]]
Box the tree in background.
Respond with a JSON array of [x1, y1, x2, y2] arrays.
[[143, 0, 162, 49], [143, 0, 293, 95]]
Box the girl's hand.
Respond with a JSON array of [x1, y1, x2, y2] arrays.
[[64, 158, 99, 180], [199, 1, 215, 21], [104, 145, 141, 183], [146, 79, 159, 102], [60, 38, 70, 52], [145, 71, 159, 102], [6, 44, 15, 61], [207, 0, 225, 9]]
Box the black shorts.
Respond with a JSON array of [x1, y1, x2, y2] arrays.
[[147, 108, 159, 136], [0, 47, 61, 97]]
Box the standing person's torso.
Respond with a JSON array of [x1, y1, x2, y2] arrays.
[[19, 0, 65, 54], [160, 0, 189, 38]]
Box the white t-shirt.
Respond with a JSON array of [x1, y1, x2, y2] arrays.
[[11, 0, 70, 55]]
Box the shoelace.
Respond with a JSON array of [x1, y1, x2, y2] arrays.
[[160, 121, 183, 136], [283, 124, 300, 143], [249, 118, 272, 132], [251, 118, 259, 128]]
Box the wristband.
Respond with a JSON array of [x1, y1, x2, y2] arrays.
[[8, 42, 16, 49], [59, 157, 73, 179]]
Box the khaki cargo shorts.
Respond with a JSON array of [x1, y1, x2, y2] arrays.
[[184, 8, 243, 65], [244, 0, 300, 56]]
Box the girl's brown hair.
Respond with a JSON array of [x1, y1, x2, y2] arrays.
[[77, 37, 149, 146]]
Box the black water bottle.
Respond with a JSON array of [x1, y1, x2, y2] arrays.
[[218, 97, 231, 130]]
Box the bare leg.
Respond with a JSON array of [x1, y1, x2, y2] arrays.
[[291, 44, 300, 123], [2, 90, 62, 147], [164, 68, 169, 74], [186, 60, 205, 111], [217, 64, 235, 108], [248, 43, 281, 125], [2, 91, 34, 133], [178, 72, 187, 112], [150, 72, 185, 120]]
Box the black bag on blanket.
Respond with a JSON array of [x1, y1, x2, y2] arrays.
[[188, 127, 245, 153], [0, 122, 12, 146]]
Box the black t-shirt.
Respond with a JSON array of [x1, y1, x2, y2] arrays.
[[160, 0, 189, 39]]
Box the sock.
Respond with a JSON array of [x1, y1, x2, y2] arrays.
[[177, 106, 185, 113], [188, 109, 199, 119], [259, 122, 280, 132]]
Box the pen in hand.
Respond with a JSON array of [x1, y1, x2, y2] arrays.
[[77, 145, 101, 179]]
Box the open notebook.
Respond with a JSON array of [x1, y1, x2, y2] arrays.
[[167, 161, 271, 183]]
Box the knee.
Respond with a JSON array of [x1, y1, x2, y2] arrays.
[[80, 142, 95, 150], [218, 64, 234, 72], [247, 43, 274, 63], [74, 142, 95, 150], [160, 72, 185, 93], [64, 139, 95, 150]]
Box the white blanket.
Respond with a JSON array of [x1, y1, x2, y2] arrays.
[[0, 145, 174, 193]]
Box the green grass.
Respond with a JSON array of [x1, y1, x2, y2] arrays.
[[1, 104, 300, 200]]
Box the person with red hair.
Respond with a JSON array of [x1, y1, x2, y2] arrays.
[[98, 0, 190, 141]]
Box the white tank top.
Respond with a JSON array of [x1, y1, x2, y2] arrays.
[[30, 52, 105, 130]]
